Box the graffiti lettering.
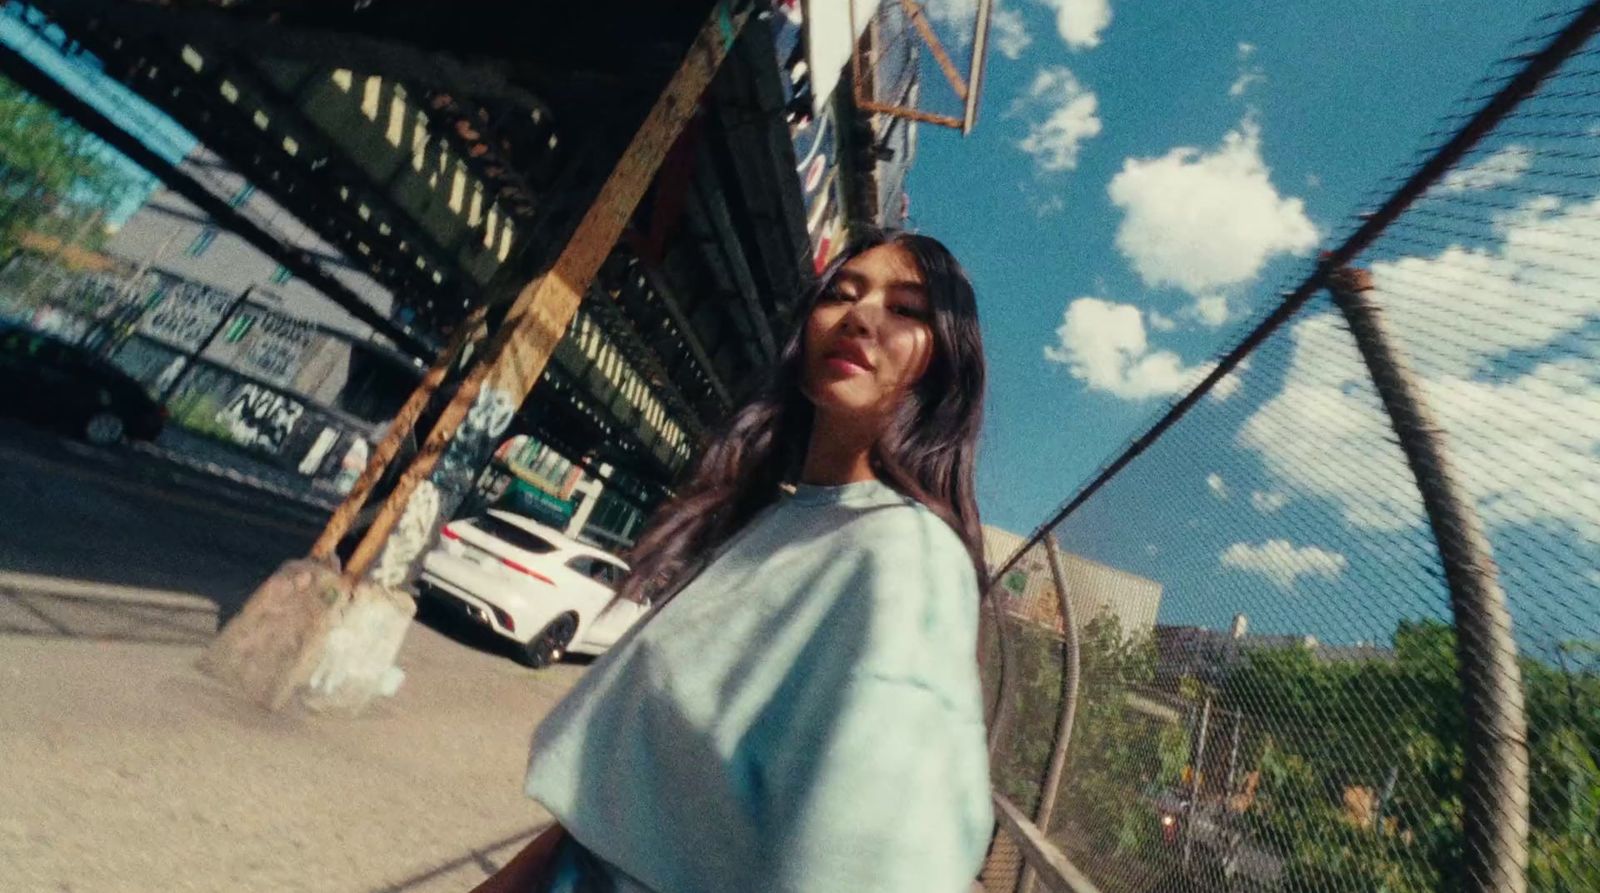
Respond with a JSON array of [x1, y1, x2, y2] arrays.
[[370, 481, 440, 588], [465, 386, 516, 439], [143, 282, 235, 349], [216, 383, 305, 452]]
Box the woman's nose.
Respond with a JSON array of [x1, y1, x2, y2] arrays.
[[839, 296, 881, 336]]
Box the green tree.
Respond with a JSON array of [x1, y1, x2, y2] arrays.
[[994, 613, 1600, 891], [0, 74, 139, 261]]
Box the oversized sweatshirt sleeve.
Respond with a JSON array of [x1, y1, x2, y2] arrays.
[[742, 507, 993, 893]]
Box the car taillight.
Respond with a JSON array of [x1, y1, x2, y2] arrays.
[[500, 557, 554, 585], [441, 525, 460, 540]]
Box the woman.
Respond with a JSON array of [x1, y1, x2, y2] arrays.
[[478, 227, 992, 893]]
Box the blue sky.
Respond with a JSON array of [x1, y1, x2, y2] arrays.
[[904, 0, 1599, 644], [908, 0, 1548, 532]]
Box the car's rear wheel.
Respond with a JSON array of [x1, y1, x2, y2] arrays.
[[520, 613, 578, 669], [84, 411, 125, 445]]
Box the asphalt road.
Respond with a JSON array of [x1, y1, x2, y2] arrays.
[[0, 421, 318, 625]]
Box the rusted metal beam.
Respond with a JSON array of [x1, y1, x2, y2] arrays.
[[853, 99, 964, 130], [898, 0, 968, 100], [309, 305, 488, 562], [0, 41, 433, 358], [341, 2, 750, 586]]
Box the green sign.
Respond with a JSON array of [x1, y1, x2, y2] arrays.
[[223, 314, 255, 343], [501, 478, 575, 526]]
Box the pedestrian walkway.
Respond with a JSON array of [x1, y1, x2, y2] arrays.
[[0, 570, 580, 892]]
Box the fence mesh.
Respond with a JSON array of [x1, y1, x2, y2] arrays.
[[983, 5, 1600, 892]]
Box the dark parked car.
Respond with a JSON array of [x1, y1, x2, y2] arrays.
[[0, 326, 165, 445]]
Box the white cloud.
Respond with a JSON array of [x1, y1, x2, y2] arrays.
[[1306, 173, 1322, 188], [1230, 41, 1264, 97], [1251, 490, 1289, 513], [1038, 0, 1112, 51], [1207, 472, 1229, 499], [991, 6, 1033, 59], [1240, 194, 1600, 542], [1229, 72, 1264, 98], [928, 0, 1033, 59], [1440, 144, 1532, 193], [1221, 540, 1348, 590], [1108, 119, 1318, 296], [1014, 67, 1102, 173], [1032, 194, 1067, 217], [1189, 294, 1231, 327], [1209, 359, 1249, 402], [1148, 310, 1177, 332], [1044, 297, 1215, 400]]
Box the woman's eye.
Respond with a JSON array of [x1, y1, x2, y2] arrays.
[[893, 305, 930, 320]]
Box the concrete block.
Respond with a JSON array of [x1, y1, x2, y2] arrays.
[[301, 582, 417, 716], [197, 559, 349, 711]]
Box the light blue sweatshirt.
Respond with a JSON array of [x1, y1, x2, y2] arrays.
[[524, 479, 993, 893]]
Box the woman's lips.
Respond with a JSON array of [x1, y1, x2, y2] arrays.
[[823, 355, 872, 376]]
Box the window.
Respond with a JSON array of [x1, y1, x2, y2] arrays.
[[566, 556, 625, 589], [594, 562, 627, 587], [186, 226, 220, 257], [268, 265, 293, 285], [470, 515, 556, 553]]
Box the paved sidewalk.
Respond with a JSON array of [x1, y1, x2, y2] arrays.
[[0, 574, 582, 893]]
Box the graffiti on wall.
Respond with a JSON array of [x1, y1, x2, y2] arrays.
[[242, 312, 314, 383], [143, 280, 235, 347], [370, 480, 441, 588], [216, 383, 305, 451], [139, 278, 319, 385], [366, 385, 521, 590]]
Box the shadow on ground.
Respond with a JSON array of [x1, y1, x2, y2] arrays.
[[0, 579, 217, 645], [370, 824, 548, 893], [413, 596, 596, 670], [0, 425, 317, 629]]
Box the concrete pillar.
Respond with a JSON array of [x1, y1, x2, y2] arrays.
[[564, 461, 612, 539]]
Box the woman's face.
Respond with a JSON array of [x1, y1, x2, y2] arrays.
[[802, 243, 936, 428]]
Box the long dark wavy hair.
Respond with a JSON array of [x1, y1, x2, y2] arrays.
[[617, 226, 988, 607]]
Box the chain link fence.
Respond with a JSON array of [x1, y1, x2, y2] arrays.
[[982, 4, 1600, 892]]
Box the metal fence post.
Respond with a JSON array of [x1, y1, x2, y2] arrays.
[[1018, 539, 1083, 893], [1328, 266, 1530, 893]]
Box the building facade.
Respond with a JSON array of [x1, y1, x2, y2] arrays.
[[982, 525, 1164, 642]]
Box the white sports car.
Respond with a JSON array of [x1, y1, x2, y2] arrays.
[[417, 510, 647, 667]]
